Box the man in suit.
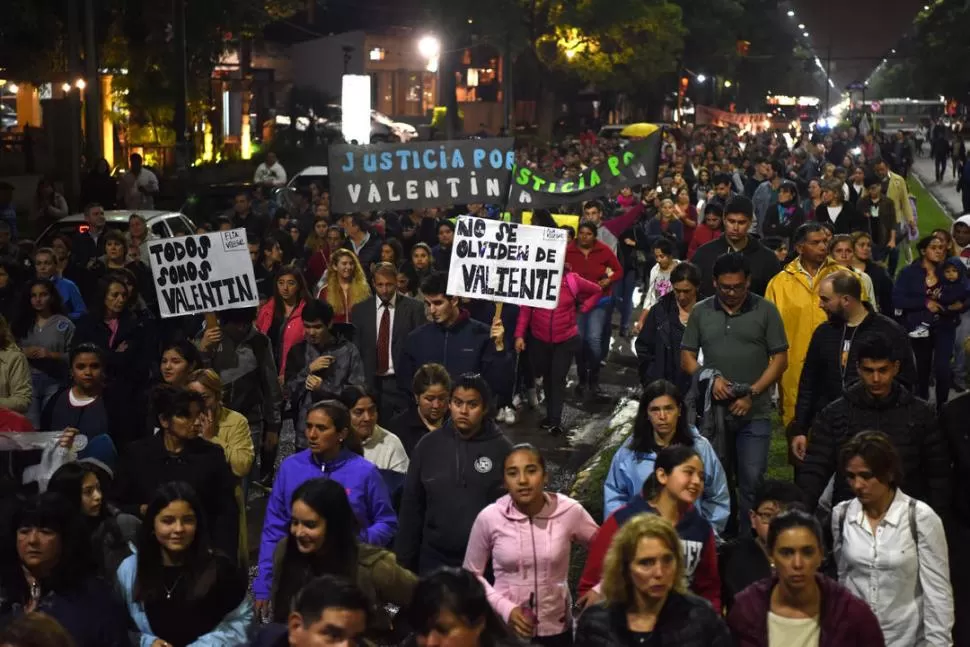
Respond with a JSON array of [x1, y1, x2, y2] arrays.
[[352, 262, 426, 421]]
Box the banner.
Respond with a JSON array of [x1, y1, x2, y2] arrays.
[[0, 432, 85, 491], [147, 229, 259, 318], [506, 133, 662, 208], [695, 105, 771, 133], [328, 138, 516, 214], [446, 216, 568, 310]]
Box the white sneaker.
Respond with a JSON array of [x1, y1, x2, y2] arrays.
[[909, 324, 930, 339], [512, 393, 523, 409], [499, 406, 518, 425]]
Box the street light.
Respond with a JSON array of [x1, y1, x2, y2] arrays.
[[6, 84, 17, 94], [75, 78, 86, 90], [798, 23, 805, 29], [61, 83, 72, 93], [803, 31, 810, 37], [724, 80, 733, 88], [417, 36, 440, 59], [787, 10, 795, 16], [697, 74, 707, 83]]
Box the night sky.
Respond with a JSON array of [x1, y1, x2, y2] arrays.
[[791, 0, 924, 89]]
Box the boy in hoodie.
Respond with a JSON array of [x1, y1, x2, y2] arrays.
[[395, 373, 513, 575]]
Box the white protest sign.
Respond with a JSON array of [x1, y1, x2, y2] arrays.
[[447, 216, 568, 310], [147, 228, 259, 318]]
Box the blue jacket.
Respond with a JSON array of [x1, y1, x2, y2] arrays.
[[254, 448, 397, 599], [116, 552, 253, 647], [893, 257, 970, 333], [397, 310, 513, 397], [603, 427, 730, 534], [53, 275, 87, 320]]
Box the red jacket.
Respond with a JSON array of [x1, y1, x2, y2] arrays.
[[255, 299, 306, 378], [727, 575, 886, 647], [565, 241, 622, 295], [515, 273, 601, 344], [688, 223, 723, 260], [0, 408, 33, 432], [578, 499, 721, 613]]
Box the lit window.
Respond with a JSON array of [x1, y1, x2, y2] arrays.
[[369, 48, 385, 61]]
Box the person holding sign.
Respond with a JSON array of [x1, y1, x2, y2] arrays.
[[565, 223, 623, 401], [397, 273, 511, 404]]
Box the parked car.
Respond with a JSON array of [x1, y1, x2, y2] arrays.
[[37, 210, 196, 246], [315, 105, 418, 143]]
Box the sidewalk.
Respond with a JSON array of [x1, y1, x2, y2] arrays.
[[910, 156, 964, 217]]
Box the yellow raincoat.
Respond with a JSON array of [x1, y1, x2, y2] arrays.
[[765, 257, 849, 426]]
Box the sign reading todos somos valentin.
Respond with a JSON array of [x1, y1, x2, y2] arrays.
[[328, 138, 515, 214], [148, 228, 259, 318], [506, 133, 661, 208], [447, 216, 568, 310]]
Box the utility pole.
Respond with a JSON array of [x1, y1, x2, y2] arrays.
[[172, 0, 190, 171], [83, 0, 102, 163]]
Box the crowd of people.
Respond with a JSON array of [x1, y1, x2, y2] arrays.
[[0, 120, 964, 647]]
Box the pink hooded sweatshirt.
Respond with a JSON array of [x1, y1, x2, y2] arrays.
[[463, 493, 599, 637], [514, 272, 602, 344]]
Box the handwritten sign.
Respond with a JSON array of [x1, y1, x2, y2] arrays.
[[446, 216, 567, 310], [148, 229, 258, 318], [328, 138, 515, 213]]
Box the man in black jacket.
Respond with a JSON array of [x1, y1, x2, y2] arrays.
[[351, 263, 426, 421], [790, 271, 916, 457], [941, 391, 970, 647], [795, 335, 952, 517], [691, 196, 782, 298], [339, 213, 382, 279], [394, 374, 512, 574]]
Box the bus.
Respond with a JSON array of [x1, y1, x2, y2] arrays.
[[871, 98, 945, 133]]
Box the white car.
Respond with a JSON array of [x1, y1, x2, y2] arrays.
[[37, 210, 196, 246]]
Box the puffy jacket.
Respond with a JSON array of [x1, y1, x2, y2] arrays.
[[796, 381, 952, 517], [793, 308, 916, 432], [255, 298, 306, 378], [514, 273, 601, 344], [564, 240, 623, 294], [285, 337, 366, 443], [0, 344, 32, 414], [397, 311, 513, 397], [463, 493, 598, 636], [603, 427, 730, 534], [728, 575, 886, 647], [576, 594, 732, 647], [578, 498, 721, 611], [634, 292, 692, 395], [766, 256, 846, 426], [254, 448, 397, 600], [395, 419, 513, 574]]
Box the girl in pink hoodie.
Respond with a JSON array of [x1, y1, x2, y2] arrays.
[[514, 271, 601, 435], [464, 444, 599, 646]]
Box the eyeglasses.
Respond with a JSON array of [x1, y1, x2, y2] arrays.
[[716, 283, 746, 294]]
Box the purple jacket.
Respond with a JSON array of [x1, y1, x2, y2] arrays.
[[727, 574, 885, 647], [253, 448, 397, 600]]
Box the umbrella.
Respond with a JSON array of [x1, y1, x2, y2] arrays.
[[619, 123, 660, 138]]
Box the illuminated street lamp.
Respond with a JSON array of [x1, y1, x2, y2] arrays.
[[75, 78, 86, 90], [417, 36, 440, 59], [787, 10, 795, 16], [697, 74, 707, 83], [61, 82, 72, 93], [6, 84, 17, 94], [724, 80, 733, 88]]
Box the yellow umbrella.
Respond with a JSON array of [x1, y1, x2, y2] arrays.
[[619, 122, 660, 138]]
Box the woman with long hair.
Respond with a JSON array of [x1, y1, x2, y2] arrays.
[[158, 340, 203, 389], [186, 368, 254, 565], [47, 461, 140, 577], [253, 400, 397, 616], [13, 279, 73, 425], [0, 493, 129, 647], [318, 248, 371, 324], [302, 219, 331, 288], [581, 445, 722, 611], [833, 431, 953, 645], [267, 478, 415, 639], [464, 444, 598, 645], [829, 235, 878, 306], [405, 568, 520, 647], [802, 178, 824, 218], [728, 509, 885, 647], [815, 178, 866, 234], [894, 234, 960, 408], [30, 178, 69, 232], [576, 514, 731, 647], [126, 213, 156, 265], [115, 482, 251, 646], [403, 242, 435, 296], [603, 380, 729, 533], [256, 266, 310, 380], [0, 314, 30, 415], [849, 231, 894, 315]]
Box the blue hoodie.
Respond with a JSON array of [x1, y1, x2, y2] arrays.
[[603, 427, 730, 535], [253, 448, 397, 600]]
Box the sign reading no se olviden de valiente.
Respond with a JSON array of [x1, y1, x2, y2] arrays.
[[447, 216, 568, 310], [148, 228, 259, 318]]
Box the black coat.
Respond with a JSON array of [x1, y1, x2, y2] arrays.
[[635, 292, 691, 394], [796, 382, 952, 517], [864, 260, 895, 315], [814, 201, 869, 235], [387, 405, 443, 457], [793, 308, 917, 431], [115, 434, 239, 558], [941, 392, 970, 525], [575, 595, 732, 647], [692, 236, 782, 299], [343, 234, 384, 279], [760, 200, 806, 244], [351, 295, 426, 389], [719, 536, 772, 612], [73, 310, 155, 394]]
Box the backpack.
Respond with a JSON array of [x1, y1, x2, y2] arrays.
[[835, 496, 920, 574]]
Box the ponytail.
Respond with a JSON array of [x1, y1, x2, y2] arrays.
[[640, 445, 702, 500]]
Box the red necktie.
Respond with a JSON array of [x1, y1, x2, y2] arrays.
[[377, 303, 390, 375]]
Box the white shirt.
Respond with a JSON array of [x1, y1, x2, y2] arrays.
[[254, 161, 287, 187], [119, 168, 158, 210], [361, 425, 409, 473], [767, 612, 820, 647], [827, 205, 843, 224], [833, 490, 954, 647], [375, 294, 397, 376]]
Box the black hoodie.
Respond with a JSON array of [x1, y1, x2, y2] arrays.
[[394, 418, 512, 574], [692, 235, 782, 299]]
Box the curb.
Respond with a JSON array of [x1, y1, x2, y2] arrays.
[[911, 168, 958, 221]]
